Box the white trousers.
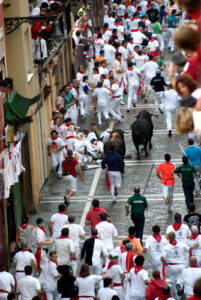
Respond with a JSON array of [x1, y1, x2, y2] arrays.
[[70, 247, 79, 276], [45, 291, 60, 300], [151, 261, 163, 277], [162, 184, 174, 209], [155, 92, 163, 112], [108, 98, 122, 120], [168, 264, 185, 299], [127, 84, 139, 109], [66, 138, 75, 151], [80, 94, 89, 116], [52, 153, 64, 175], [15, 272, 25, 282], [156, 34, 164, 51], [165, 109, 176, 131], [89, 264, 102, 275], [108, 171, 121, 200], [97, 104, 109, 126], [113, 286, 124, 300], [168, 28, 176, 52]]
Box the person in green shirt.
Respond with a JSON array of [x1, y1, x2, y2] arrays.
[[125, 186, 148, 243], [174, 156, 200, 208], [154, 17, 167, 52], [157, 51, 165, 72], [168, 10, 177, 52]]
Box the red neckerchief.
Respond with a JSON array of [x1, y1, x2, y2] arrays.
[[102, 28, 108, 34], [120, 246, 126, 253], [59, 235, 69, 239], [169, 240, 177, 246], [191, 265, 200, 268], [134, 50, 139, 54], [151, 38, 157, 42], [20, 222, 29, 230], [128, 67, 133, 71], [141, 20, 145, 25], [131, 17, 136, 21], [78, 71, 84, 74], [90, 236, 98, 238], [115, 23, 121, 27], [126, 252, 135, 272], [22, 249, 29, 252], [134, 266, 143, 274], [172, 222, 182, 231], [38, 226, 46, 236], [152, 234, 162, 242], [190, 233, 199, 240], [112, 81, 117, 85], [128, 234, 136, 240], [50, 259, 57, 266], [108, 261, 117, 269], [190, 8, 201, 20], [58, 211, 67, 215], [158, 294, 172, 300], [116, 58, 121, 63], [51, 138, 58, 150], [111, 33, 116, 37]]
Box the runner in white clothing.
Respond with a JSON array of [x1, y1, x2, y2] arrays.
[[126, 61, 140, 111], [107, 76, 123, 122], [95, 213, 118, 253], [129, 256, 149, 300], [144, 225, 168, 275], [62, 214, 85, 275], [103, 251, 125, 300], [92, 82, 111, 128], [104, 40, 116, 71], [161, 231, 190, 298], [97, 278, 118, 300], [48, 204, 69, 240], [141, 55, 159, 101], [0, 265, 15, 300], [115, 0, 126, 19], [13, 242, 37, 282], [187, 226, 201, 266]]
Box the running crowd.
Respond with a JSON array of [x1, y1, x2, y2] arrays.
[[1, 0, 201, 300]]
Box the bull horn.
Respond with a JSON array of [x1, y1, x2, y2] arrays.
[[151, 113, 158, 116], [132, 114, 138, 117]]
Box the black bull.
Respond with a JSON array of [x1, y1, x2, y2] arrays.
[[132, 110, 154, 157], [104, 129, 126, 158]]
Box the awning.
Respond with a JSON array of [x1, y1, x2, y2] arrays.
[[5, 91, 41, 123]]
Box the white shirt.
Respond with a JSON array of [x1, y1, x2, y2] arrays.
[[166, 224, 191, 244], [141, 61, 158, 79], [31, 226, 46, 251], [14, 251, 35, 272], [76, 72, 86, 82], [113, 60, 124, 81], [187, 235, 201, 257], [97, 287, 118, 300], [110, 82, 121, 98], [115, 4, 126, 17], [51, 124, 68, 142], [130, 18, 140, 31], [141, 0, 148, 12], [177, 266, 201, 296], [76, 275, 102, 298], [102, 30, 112, 42], [127, 5, 136, 18], [148, 39, 159, 52], [162, 241, 189, 264], [129, 268, 149, 297], [104, 44, 116, 63], [47, 137, 65, 155], [118, 46, 128, 69], [0, 271, 15, 294], [92, 87, 110, 106], [40, 260, 59, 292], [94, 38, 104, 57], [92, 74, 100, 85], [50, 212, 69, 239], [108, 17, 115, 30], [90, 238, 108, 266], [145, 235, 168, 264], [116, 25, 124, 41], [135, 53, 147, 71], [163, 89, 179, 111], [103, 263, 124, 284], [126, 67, 139, 85], [52, 238, 75, 265], [17, 275, 41, 300], [63, 223, 85, 248], [99, 66, 108, 76], [132, 31, 147, 45], [95, 221, 118, 251]]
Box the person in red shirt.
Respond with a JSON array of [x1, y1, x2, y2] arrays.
[[156, 153, 175, 211], [145, 270, 167, 300], [85, 199, 108, 229], [62, 150, 84, 205]]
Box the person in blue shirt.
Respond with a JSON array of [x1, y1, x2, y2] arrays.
[[102, 143, 124, 203], [184, 138, 201, 193]]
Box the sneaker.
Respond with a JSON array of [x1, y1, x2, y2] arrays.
[[114, 187, 118, 197], [159, 108, 163, 114], [144, 98, 147, 103], [165, 194, 170, 205], [127, 110, 130, 113], [120, 100, 125, 105], [133, 103, 136, 107], [168, 130, 172, 137]]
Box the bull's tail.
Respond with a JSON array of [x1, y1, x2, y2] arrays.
[[106, 171, 111, 191]]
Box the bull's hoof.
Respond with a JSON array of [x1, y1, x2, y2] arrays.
[[137, 155, 140, 160], [145, 153, 148, 157], [149, 144, 153, 149]]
